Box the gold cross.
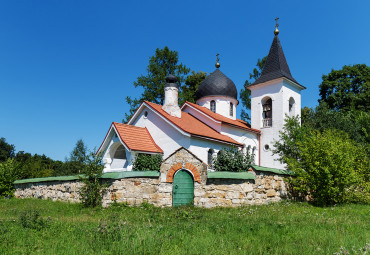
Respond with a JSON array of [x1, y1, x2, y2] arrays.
[[275, 17, 279, 28], [216, 53, 220, 63]]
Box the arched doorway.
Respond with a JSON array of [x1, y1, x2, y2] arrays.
[[172, 170, 194, 207]]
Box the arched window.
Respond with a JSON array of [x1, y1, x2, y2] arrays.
[[229, 102, 233, 117], [210, 100, 216, 113], [208, 149, 214, 166], [289, 97, 295, 117], [113, 144, 126, 159], [262, 98, 272, 127]]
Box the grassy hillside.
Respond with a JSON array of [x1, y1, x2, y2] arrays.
[[0, 199, 368, 254]]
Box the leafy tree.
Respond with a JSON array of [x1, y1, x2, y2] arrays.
[[319, 64, 370, 112], [240, 57, 267, 121], [213, 147, 254, 172], [180, 71, 208, 105], [301, 104, 370, 153], [14, 152, 54, 179], [124, 46, 190, 122], [132, 153, 163, 171], [274, 116, 369, 205], [0, 137, 15, 162], [79, 150, 106, 208], [0, 159, 20, 197]]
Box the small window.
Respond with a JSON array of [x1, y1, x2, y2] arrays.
[[207, 149, 214, 166], [229, 102, 233, 116], [144, 111, 148, 118], [113, 145, 126, 159], [289, 97, 295, 117], [210, 100, 216, 113], [264, 144, 270, 151]]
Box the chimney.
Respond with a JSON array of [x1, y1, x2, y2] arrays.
[[162, 75, 181, 118]]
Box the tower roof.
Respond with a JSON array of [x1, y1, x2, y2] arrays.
[[249, 35, 304, 88], [195, 69, 238, 100]]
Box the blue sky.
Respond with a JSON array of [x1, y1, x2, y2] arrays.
[[0, 0, 369, 161]]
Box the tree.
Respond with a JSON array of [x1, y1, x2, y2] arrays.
[[79, 150, 106, 207], [0, 137, 15, 162], [319, 64, 370, 112], [213, 147, 254, 172], [240, 57, 267, 121], [301, 103, 370, 153], [124, 46, 190, 122], [0, 159, 20, 197], [65, 139, 88, 174], [274, 116, 369, 205], [180, 71, 208, 105]]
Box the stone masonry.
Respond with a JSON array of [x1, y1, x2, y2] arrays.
[[15, 147, 289, 208]]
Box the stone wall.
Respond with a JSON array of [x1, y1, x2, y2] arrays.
[[15, 181, 82, 203], [14, 172, 288, 208], [14, 147, 289, 208]]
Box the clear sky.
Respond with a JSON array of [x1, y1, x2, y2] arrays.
[[0, 0, 369, 161]]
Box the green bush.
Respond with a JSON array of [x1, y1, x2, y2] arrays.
[[19, 209, 50, 230], [0, 159, 20, 197], [275, 117, 369, 205], [132, 153, 162, 171], [79, 151, 107, 208], [213, 148, 254, 172]]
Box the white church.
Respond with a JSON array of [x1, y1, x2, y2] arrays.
[[97, 27, 306, 173]]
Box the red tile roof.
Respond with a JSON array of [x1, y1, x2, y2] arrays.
[[112, 122, 163, 153], [183, 102, 261, 133], [144, 101, 243, 146]]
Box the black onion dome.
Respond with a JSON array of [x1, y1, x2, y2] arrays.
[[165, 74, 178, 88], [195, 69, 238, 100]]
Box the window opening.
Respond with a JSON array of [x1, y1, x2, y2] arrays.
[[208, 149, 214, 166], [229, 102, 233, 116], [113, 145, 126, 159], [210, 100, 216, 113], [262, 98, 272, 127]]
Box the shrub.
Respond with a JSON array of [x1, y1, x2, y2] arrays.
[[274, 117, 369, 205], [0, 159, 20, 197], [213, 147, 254, 172], [19, 209, 50, 230], [79, 151, 107, 208], [132, 153, 162, 171]]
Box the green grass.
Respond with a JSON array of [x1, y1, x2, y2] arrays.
[[0, 199, 368, 254]]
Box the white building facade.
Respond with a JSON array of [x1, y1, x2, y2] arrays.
[[97, 31, 304, 172]]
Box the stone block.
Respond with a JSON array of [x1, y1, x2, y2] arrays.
[[158, 184, 172, 193], [241, 183, 253, 193], [266, 189, 276, 197]]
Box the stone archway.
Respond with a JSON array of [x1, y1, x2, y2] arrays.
[[166, 162, 201, 183], [160, 147, 207, 185]]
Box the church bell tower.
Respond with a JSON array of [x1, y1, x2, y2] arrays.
[[248, 19, 306, 169]]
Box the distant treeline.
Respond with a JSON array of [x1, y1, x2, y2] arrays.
[[0, 138, 88, 184]]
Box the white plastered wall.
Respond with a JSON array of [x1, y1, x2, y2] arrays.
[[249, 78, 302, 169], [132, 106, 190, 160], [196, 96, 238, 120]]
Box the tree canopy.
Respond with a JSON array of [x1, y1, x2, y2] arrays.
[[273, 116, 369, 205], [319, 64, 370, 112], [124, 46, 191, 122], [0, 137, 15, 162], [240, 57, 266, 121]]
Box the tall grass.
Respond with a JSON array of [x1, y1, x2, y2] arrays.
[[0, 199, 368, 254]]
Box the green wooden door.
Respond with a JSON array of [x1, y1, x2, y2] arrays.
[[173, 170, 194, 207]]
